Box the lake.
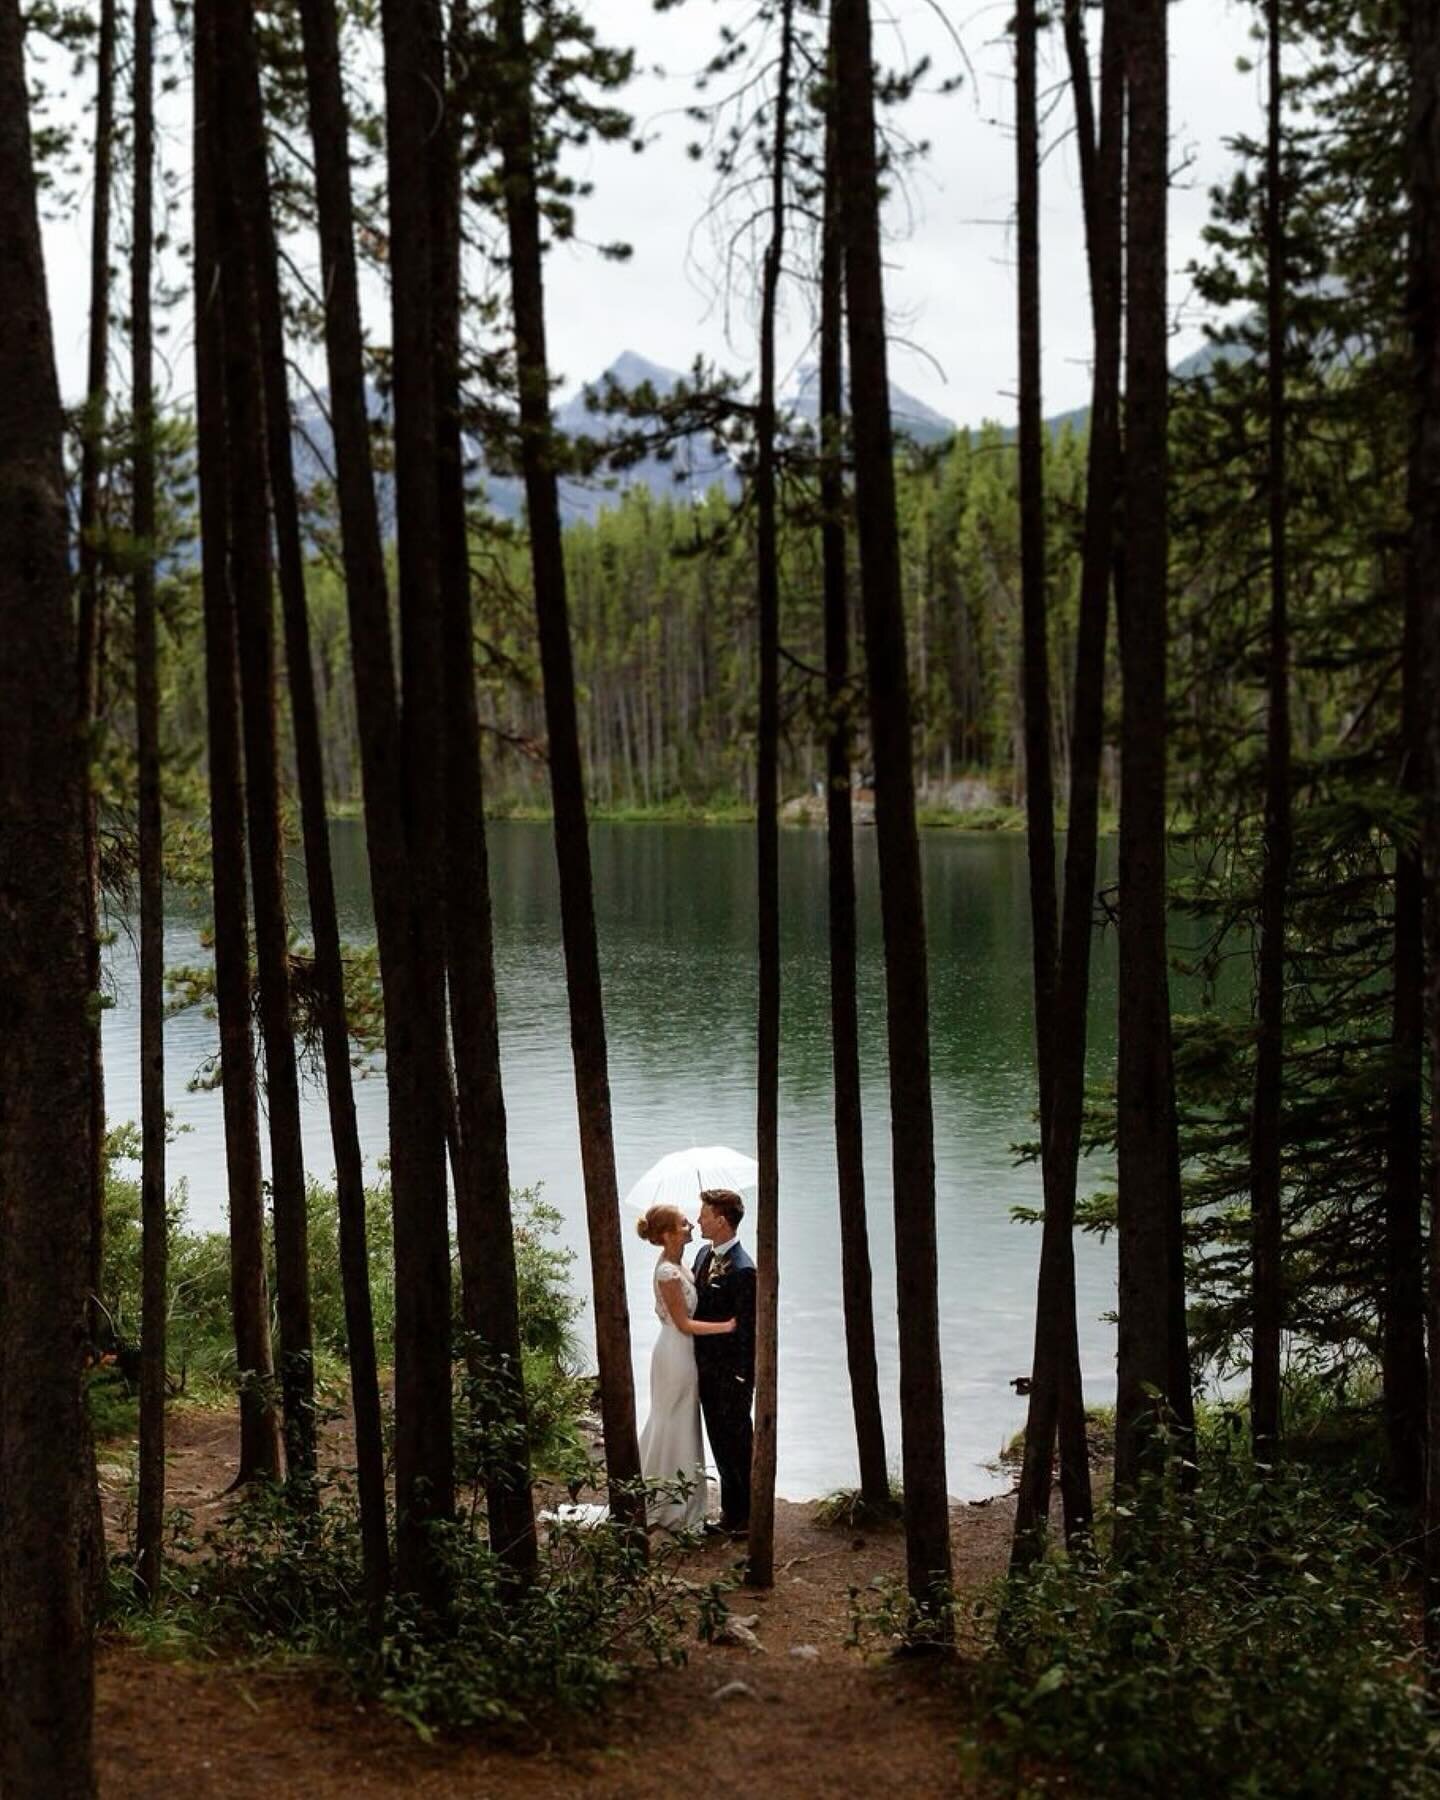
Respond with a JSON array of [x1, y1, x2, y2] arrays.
[[101, 819, 1126, 1501]]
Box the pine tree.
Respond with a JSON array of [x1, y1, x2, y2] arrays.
[[820, 0, 888, 1516], [747, 0, 797, 1596], [379, 0, 459, 1602], [192, 0, 282, 1485], [213, 0, 317, 1484], [132, 0, 167, 1601], [0, 0, 100, 1781], [76, 0, 117, 1332], [231, 0, 388, 1572], [1114, 0, 1181, 1502], [1247, 0, 1292, 1457], [490, 0, 644, 1532], [833, 0, 953, 1633], [437, 0, 537, 1584]]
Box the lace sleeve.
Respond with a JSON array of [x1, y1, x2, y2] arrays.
[[655, 1260, 683, 1284]]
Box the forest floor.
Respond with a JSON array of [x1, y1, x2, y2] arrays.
[[93, 1406, 1023, 1798]]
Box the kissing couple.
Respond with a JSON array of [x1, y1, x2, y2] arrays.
[[634, 1188, 755, 1534]]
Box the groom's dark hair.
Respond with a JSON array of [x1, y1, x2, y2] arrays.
[[700, 1188, 745, 1229]]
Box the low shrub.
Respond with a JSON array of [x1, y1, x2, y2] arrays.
[[96, 1130, 587, 1480], [813, 1481, 903, 1530], [125, 1478, 726, 1731], [965, 1447, 1436, 1798]]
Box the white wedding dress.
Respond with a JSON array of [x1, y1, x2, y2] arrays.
[[639, 1256, 707, 1531]]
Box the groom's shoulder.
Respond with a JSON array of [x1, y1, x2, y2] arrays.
[[729, 1242, 756, 1273]]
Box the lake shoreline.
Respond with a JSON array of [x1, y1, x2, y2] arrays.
[[326, 796, 1119, 834]]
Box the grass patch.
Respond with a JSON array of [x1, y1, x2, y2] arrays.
[[813, 1482, 904, 1530], [998, 1404, 1116, 1468]]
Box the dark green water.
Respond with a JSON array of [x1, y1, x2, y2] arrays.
[[104, 819, 1129, 1498]]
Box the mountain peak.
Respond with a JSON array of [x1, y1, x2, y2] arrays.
[[601, 349, 685, 394], [788, 361, 956, 447]]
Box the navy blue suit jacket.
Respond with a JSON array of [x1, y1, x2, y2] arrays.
[[691, 1241, 756, 1385]]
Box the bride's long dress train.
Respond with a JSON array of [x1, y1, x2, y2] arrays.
[[639, 1258, 708, 1530]]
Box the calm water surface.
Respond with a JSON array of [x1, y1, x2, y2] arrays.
[[102, 820, 1129, 1500]]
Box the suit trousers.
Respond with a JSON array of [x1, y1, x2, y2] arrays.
[[698, 1364, 753, 1528]]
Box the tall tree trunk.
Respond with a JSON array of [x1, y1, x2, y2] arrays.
[[212, 0, 316, 1486], [379, 0, 460, 1604], [1390, 560, 1431, 1507], [1407, 0, 1440, 1684], [833, 0, 953, 1634], [821, 6, 888, 1514], [76, 0, 117, 1335], [192, 1, 282, 1486], [1114, 0, 1176, 1504], [1248, 0, 1290, 1459], [1012, 0, 1122, 1566], [747, 0, 795, 1595], [1012, 0, 1101, 1565], [1016, 0, 1059, 1141], [232, 0, 388, 1590], [132, 0, 167, 1602], [296, 0, 435, 1605], [437, 1, 538, 1584], [1388, 7, 1433, 1513], [0, 4, 99, 1785], [491, 0, 644, 1533]]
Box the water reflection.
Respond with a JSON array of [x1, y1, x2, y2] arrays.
[[103, 819, 1126, 1498]]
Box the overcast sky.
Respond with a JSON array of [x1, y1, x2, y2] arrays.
[[38, 0, 1265, 428]]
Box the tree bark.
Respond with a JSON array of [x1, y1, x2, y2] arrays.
[[1248, 0, 1290, 1459], [213, 0, 317, 1487], [76, 0, 117, 1336], [231, 0, 389, 1587], [1388, 6, 1433, 1511], [0, 1, 99, 1782], [1016, 0, 1059, 1141], [1114, 0, 1176, 1505], [833, 0, 954, 1634], [132, 0, 167, 1602], [1012, 0, 1112, 1566], [380, 0, 459, 1603], [821, 6, 889, 1514], [491, 0, 645, 1534], [295, 0, 435, 1607], [437, 0, 538, 1584], [1406, 0, 1440, 1686], [192, 0, 282, 1486], [1389, 553, 1431, 1508], [747, 0, 796, 1595]]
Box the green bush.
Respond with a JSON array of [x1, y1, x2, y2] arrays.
[[98, 1128, 593, 1481], [966, 1447, 1436, 1798], [132, 1478, 722, 1730]]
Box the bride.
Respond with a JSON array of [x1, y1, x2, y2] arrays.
[[636, 1204, 736, 1530]]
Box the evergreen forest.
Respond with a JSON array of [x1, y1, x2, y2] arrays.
[[3, 0, 1440, 1792]]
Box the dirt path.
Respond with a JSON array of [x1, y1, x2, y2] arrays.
[[96, 1410, 1019, 1798]]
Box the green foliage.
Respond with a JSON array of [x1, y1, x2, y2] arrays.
[[97, 1124, 238, 1401], [97, 1127, 588, 1473], [116, 1477, 719, 1732], [812, 1481, 903, 1530], [455, 1191, 593, 1485], [85, 1364, 140, 1442], [967, 1449, 1434, 1797]]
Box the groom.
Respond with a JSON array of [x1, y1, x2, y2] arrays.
[[692, 1189, 756, 1534]]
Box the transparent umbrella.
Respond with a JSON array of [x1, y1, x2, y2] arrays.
[[621, 1144, 759, 1217]]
